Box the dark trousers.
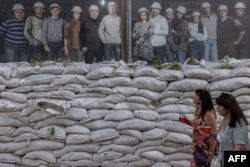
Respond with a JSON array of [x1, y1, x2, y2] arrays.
[[84, 47, 103, 64]]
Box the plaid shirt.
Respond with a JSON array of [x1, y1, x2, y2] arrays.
[[175, 19, 188, 52]]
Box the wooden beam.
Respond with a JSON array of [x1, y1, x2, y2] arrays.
[[120, 0, 128, 62]]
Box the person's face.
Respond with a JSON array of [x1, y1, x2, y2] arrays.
[[89, 10, 99, 20], [176, 12, 183, 19], [193, 16, 200, 24], [108, 5, 117, 14], [219, 10, 227, 18], [216, 105, 229, 117], [73, 12, 80, 20], [203, 7, 211, 15], [235, 8, 245, 17], [151, 8, 161, 17], [193, 93, 201, 105], [14, 9, 25, 21], [34, 7, 45, 16], [166, 12, 174, 20], [140, 11, 148, 21], [50, 8, 60, 17]]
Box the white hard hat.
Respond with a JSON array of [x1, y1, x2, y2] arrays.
[[88, 4, 99, 11], [191, 11, 201, 17], [151, 2, 162, 9], [33, 2, 45, 9], [138, 7, 149, 14], [234, 2, 246, 9], [12, 3, 25, 11], [218, 5, 228, 11], [107, 1, 118, 8], [71, 5, 82, 12], [165, 8, 174, 13], [49, 3, 61, 11], [201, 2, 211, 8], [176, 5, 186, 14]]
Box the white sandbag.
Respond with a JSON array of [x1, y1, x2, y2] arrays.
[[0, 85, 6, 91], [0, 127, 15, 136], [60, 152, 92, 161], [158, 104, 195, 114], [62, 64, 91, 75], [21, 105, 40, 116], [91, 128, 119, 142], [54, 144, 100, 157], [50, 74, 92, 86], [108, 65, 134, 77], [236, 95, 250, 104], [134, 89, 161, 101], [81, 109, 110, 123], [56, 159, 74, 167], [76, 92, 106, 98], [0, 142, 27, 153], [234, 59, 250, 68], [159, 97, 179, 106], [74, 159, 100, 167], [160, 113, 181, 121], [72, 98, 114, 109], [231, 67, 250, 77], [132, 77, 167, 92], [84, 120, 117, 130], [23, 151, 56, 163], [5, 78, 22, 88], [0, 99, 27, 112], [113, 135, 140, 145], [128, 158, 154, 167], [64, 107, 88, 121], [113, 102, 155, 110], [233, 87, 250, 97], [134, 110, 160, 121], [126, 96, 152, 105], [112, 86, 138, 96], [135, 146, 177, 155], [184, 68, 212, 80], [135, 139, 165, 149], [151, 162, 172, 167], [157, 69, 184, 81], [98, 144, 136, 154], [176, 145, 193, 154], [32, 85, 59, 92], [0, 114, 27, 127], [13, 126, 38, 137], [29, 111, 54, 123], [243, 110, 250, 118], [240, 104, 250, 111], [113, 154, 140, 162], [209, 77, 250, 91], [11, 66, 40, 78], [27, 92, 48, 100], [81, 87, 112, 94], [117, 119, 156, 131], [169, 160, 190, 167], [20, 74, 59, 86], [36, 65, 64, 75], [0, 92, 27, 103], [166, 79, 208, 91], [177, 98, 193, 105], [7, 85, 34, 93], [65, 125, 90, 135], [209, 69, 232, 81], [93, 151, 123, 163], [14, 133, 38, 142], [38, 126, 66, 140], [133, 66, 160, 77], [0, 66, 12, 79], [164, 152, 192, 162], [119, 130, 142, 141], [59, 84, 83, 93], [142, 128, 168, 141], [0, 153, 21, 163], [157, 120, 193, 135], [0, 136, 12, 142], [104, 94, 126, 103], [0, 163, 16, 167], [164, 132, 193, 144], [86, 66, 114, 79], [21, 158, 48, 166], [161, 91, 183, 98], [140, 151, 165, 161], [33, 117, 77, 129], [88, 77, 132, 88], [66, 134, 91, 144], [15, 140, 64, 155], [47, 90, 75, 100], [104, 110, 134, 121]]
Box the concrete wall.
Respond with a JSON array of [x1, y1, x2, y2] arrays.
[[0, 59, 250, 166]]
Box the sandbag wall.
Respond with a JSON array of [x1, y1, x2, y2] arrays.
[[0, 60, 250, 167]]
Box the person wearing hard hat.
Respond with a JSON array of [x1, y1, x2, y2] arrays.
[[201, 1, 218, 61], [41, 3, 65, 61], [165, 8, 177, 62], [171, 5, 188, 64], [132, 7, 154, 64], [80, 4, 103, 64], [234, 2, 250, 59], [0, 3, 28, 62], [63, 5, 82, 62], [98, 1, 121, 61], [188, 11, 207, 61], [24, 1, 46, 62], [217, 4, 237, 60], [149, 2, 170, 64]]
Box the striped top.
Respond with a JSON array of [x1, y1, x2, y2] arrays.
[[0, 17, 28, 48]]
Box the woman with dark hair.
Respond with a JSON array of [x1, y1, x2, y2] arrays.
[[184, 89, 217, 167], [132, 7, 154, 64], [188, 11, 207, 61], [215, 93, 249, 167]]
